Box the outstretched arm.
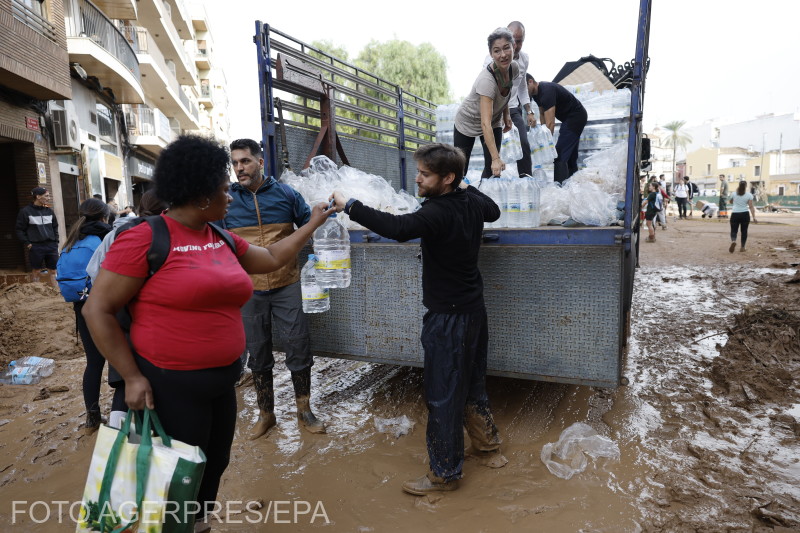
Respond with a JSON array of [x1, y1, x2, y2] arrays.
[[238, 202, 334, 274]]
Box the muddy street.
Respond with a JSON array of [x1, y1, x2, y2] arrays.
[[0, 214, 798, 532]]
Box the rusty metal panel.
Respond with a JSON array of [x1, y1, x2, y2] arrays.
[[304, 243, 623, 387], [276, 53, 324, 94]]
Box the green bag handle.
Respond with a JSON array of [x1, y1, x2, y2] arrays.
[[92, 408, 173, 533]]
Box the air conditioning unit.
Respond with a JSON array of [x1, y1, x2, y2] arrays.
[[51, 101, 81, 151]]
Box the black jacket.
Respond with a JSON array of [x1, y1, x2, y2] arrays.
[[349, 185, 500, 313], [16, 204, 58, 245]]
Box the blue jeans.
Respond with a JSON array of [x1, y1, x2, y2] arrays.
[[421, 308, 501, 481]]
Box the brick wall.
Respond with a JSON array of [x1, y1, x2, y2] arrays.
[[0, 0, 71, 100]]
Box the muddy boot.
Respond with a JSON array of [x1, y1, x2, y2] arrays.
[[464, 403, 508, 468], [84, 405, 102, 436], [290, 368, 326, 434], [401, 471, 459, 496], [249, 371, 276, 440]]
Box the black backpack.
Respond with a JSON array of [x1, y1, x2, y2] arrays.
[[114, 216, 235, 330]]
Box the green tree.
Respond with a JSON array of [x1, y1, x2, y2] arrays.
[[355, 40, 451, 104], [663, 120, 692, 186]]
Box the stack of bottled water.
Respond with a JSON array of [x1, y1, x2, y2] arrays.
[[313, 214, 351, 289], [528, 126, 558, 169], [479, 177, 542, 228], [300, 254, 330, 313], [280, 156, 420, 230], [0, 356, 55, 385]]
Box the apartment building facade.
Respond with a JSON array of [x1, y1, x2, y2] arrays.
[[2, 0, 229, 271], [0, 0, 72, 269]]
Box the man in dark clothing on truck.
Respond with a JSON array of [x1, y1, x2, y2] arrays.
[[527, 73, 588, 182], [16, 187, 59, 285], [331, 143, 506, 496]]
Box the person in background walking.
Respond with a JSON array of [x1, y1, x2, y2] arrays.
[[728, 180, 758, 253], [16, 187, 59, 286], [642, 181, 659, 242], [59, 198, 112, 434], [718, 174, 729, 218], [684, 176, 696, 217], [673, 177, 690, 219]]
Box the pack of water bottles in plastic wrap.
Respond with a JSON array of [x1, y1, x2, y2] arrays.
[[537, 141, 628, 227], [279, 156, 420, 230]]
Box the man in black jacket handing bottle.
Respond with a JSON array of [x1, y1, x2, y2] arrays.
[[330, 143, 507, 495]]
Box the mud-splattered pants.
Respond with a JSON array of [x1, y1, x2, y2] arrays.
[[421, 307, 502, 482]]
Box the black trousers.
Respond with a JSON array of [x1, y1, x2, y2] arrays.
[[454, 125, 503, 178], [135, 354, 241, 519], [509, 107, 532, 176], [730, 212, 750, 246], [554, 109, 588, 182], [74, 300, 106, 412], [421, 307, 500, 481], [676, 197, 688, 217]]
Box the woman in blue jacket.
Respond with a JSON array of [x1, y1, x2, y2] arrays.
[[57, 198, 111, 434]]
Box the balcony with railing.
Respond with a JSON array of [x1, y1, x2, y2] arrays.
[[125, 25, 199, 128], [124, 103, 174, 153], [135, 0, 198, 85], [11, 0, 58, 42], [64, 0, 143, 103], [198, 83, 214, 109]]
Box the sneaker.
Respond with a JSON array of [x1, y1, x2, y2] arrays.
[[740, 247, 746, 252], [729, 242, 736, 253]]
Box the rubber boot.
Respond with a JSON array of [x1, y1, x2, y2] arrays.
[[249, 371, 276, 440], [290, 368, 326, 434], [84, 404, 102, 436]]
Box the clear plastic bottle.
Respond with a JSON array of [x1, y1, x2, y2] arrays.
[[313, 214, 351, 289], [506, 178, 523, 228], [301, 254, 330, 313], [519, 178, 532, 227], [0, 359, 48, 385]]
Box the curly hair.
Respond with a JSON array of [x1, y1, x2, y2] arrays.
[[154, 135, 230, 207]]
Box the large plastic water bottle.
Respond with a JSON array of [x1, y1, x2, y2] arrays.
[[0, 356, 53, 385], [496, 178, 509, 228], [313, 214, 351, 289], [526, 177, 542, 227], [301, 254, 330, 313]]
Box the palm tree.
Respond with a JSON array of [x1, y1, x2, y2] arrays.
[[662, 120, 693, 187]]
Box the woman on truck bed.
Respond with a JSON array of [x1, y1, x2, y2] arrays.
[[453, 27, 517, 178]]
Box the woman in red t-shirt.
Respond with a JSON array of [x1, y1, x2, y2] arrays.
[[82, 135, 333, 530]]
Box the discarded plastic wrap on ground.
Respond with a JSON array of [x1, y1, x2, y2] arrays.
[[373, 415, 415, 438], [540, 422, 620, 480], [280, 156, 420, 230]]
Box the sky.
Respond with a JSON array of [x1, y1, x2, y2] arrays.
[[204, 0, 800, 141]]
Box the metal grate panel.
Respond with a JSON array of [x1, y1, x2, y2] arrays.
[[302, 243, 623, 387]]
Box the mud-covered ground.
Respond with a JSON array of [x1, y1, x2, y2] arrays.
[[0, 212, 798, 532]]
